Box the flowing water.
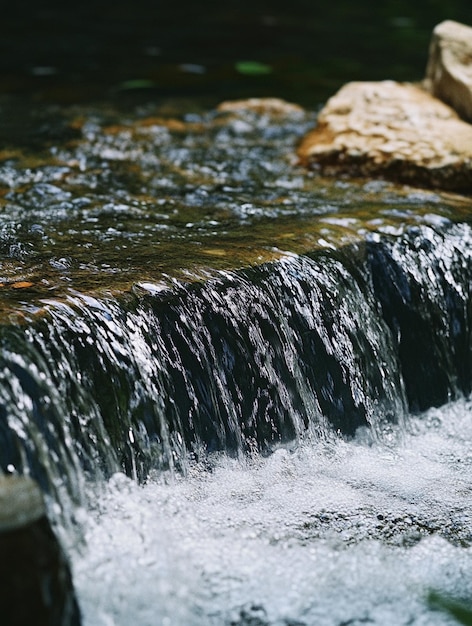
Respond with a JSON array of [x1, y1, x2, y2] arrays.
[[74, 399, 472, 626], [0, 99, 471, 625]]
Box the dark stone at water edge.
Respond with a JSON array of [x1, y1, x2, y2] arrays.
[[0, 476, 81, 626]]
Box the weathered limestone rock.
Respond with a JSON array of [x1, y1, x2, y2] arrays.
[[0, 475, 81, 626], [425, 20, 472, 122], [297, 80, 472, 192]]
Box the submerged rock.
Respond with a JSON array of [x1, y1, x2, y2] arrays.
[[297, 80, 472, 192], [0, 476, 81, 626], [425, 20, 472, 122]]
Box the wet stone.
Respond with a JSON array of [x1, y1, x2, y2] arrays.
[[0, 475, 81, 626]]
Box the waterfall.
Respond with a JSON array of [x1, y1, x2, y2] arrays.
[[0, 220, 470, 513]]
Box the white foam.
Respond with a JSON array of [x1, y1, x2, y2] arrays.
[[72, 399, 472, 625]]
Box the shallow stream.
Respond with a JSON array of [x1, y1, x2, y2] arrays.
[[0, 88, 471, 626]]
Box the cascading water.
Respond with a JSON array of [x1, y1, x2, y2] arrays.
[[2, 221, 470, 494], [1, 99, 471, 625]]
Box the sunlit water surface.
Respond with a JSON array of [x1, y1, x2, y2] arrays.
[[71, 398, 472, 626]]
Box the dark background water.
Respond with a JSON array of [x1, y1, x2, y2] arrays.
[[1, 1, 470, 107]]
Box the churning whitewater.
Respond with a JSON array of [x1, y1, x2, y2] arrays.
[[72, 398, 472, 626]]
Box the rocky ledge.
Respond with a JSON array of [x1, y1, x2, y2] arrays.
[[298, 21, 472, 193]]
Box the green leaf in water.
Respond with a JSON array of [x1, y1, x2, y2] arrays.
[[117, 79, 157, 91], [428, 591, 472, 625], [235, 61, 273, 76]]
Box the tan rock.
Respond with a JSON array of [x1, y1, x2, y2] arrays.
[[297, 81, 472, 192], [217, 97, 304, 117], [425, 20, 472, 122], [0, 475, 45, 532]]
